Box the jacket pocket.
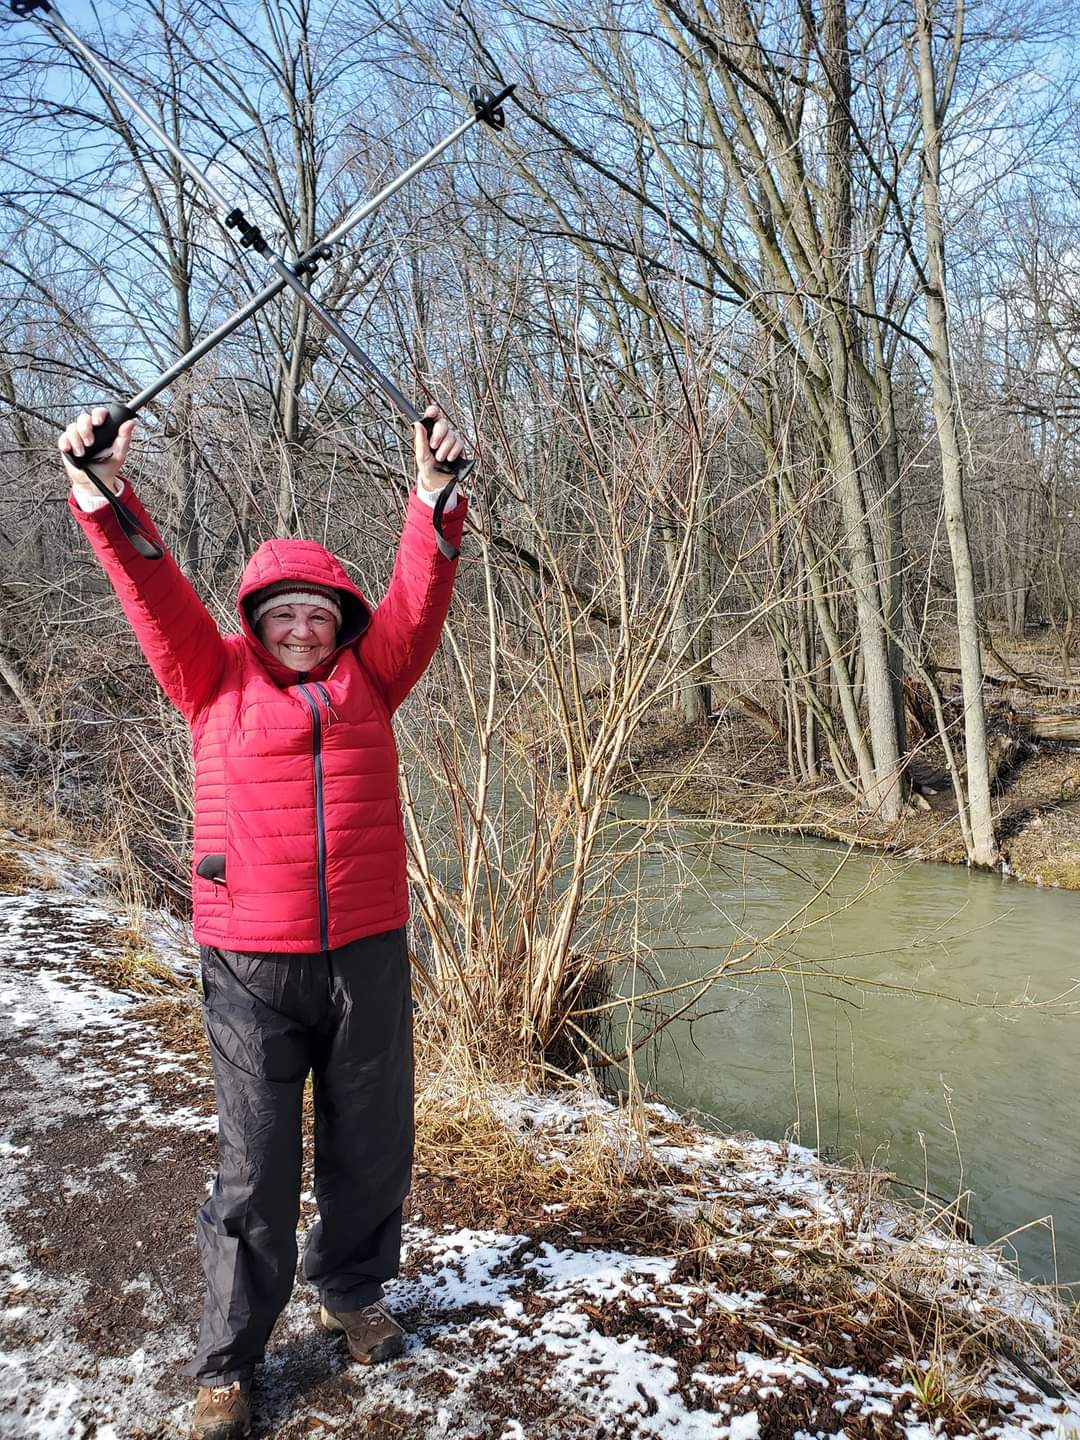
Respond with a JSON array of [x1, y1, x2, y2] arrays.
[[196, 853, 226, 886]]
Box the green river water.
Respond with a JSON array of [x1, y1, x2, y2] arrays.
[[617, 812, 1080, 1286]]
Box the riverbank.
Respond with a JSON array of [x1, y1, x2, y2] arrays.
[[627, 670, 1080, 889], [2, 829, 1078, 1437]]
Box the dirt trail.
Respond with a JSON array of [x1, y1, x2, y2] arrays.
[[0, 871, 590, 1440], [0, 878, 502, 1439]]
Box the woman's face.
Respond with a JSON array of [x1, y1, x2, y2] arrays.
[[256, 602, 338, 671]]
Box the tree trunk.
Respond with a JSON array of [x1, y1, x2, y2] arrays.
[[827, 374, 904, 818], [916, 0, 999, 867], [822, 0, 904, 820], [659, 521, 706, 725]]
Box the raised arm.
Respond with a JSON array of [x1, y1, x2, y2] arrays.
[[360, 407, 469, 714], [60, 409, 228, 723]]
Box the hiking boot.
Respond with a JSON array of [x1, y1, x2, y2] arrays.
[[320, 1300, 405, 1364], [191, 1381, 252, 1439]]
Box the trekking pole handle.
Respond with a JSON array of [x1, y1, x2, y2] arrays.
[[416, 415, 472, 562], [64, 401, 163, 560], [63, 401, 137, 471], [420, 413, 473, 484]]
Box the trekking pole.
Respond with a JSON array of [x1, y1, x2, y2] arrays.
[[12, 0, 512, 559]]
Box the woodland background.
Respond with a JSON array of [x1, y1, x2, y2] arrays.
[[2, 0, 1080, 1070]]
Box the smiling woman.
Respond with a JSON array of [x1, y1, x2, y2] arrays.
[[57, 401, 468, 1440]]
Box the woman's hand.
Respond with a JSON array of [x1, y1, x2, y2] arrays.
[[414, 405, 465, 494], [58, 407, 135, 498]]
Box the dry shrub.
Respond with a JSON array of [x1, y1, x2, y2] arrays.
[[395, 312, 757, 1088]]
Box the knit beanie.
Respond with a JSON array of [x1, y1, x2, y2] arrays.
[[251, 582, 343, 629]]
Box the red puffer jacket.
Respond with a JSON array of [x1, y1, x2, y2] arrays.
[[70, 484, 466, 952]]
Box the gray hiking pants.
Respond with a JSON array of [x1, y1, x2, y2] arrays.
[[184, 929, 413, 1385]]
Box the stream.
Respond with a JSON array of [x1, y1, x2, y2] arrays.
[[618, 812, 1080, 1286]]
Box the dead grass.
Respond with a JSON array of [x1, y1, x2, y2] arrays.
[[1010, 857, 1080, 889], [0, 847, 47, 893], [414, 1085, 695, 1252], [98, 926, 197, 998], [412, 1068, 1077, 1418], [127, 993, 207, 1056], [413, 1077, 1080, 1409], [0, 783, 74, 848]]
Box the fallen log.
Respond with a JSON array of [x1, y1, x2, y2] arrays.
[[705, 678, 782, 740], [933, 633, 1080, 695], [1019, 713, 1080, 743], [983, 636, 1080, 696], [932, 663, 1080, 696]]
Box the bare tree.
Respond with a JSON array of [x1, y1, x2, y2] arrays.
[[914, 0, 998, 866]]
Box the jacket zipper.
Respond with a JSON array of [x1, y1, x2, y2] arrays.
[[298, 684, 330, 951], [313, 681, 336, 728]]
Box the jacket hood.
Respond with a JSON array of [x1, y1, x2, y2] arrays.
[[238, 538, 370, 682]]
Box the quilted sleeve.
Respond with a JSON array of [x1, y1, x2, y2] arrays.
[[68, 482, 228, 722], [359, 489, 467, 714]]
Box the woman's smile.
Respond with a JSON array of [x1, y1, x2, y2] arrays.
[[256, 604, 338, 670]]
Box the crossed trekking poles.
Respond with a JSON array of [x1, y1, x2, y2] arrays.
[[10, 0, 514, 560]]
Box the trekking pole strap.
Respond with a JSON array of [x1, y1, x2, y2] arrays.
[[432, 478, 463, 561]]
